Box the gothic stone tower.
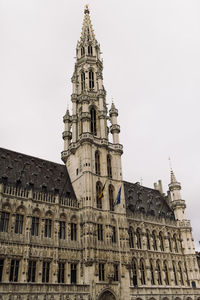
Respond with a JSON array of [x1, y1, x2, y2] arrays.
[[61, 6, 130, 300]]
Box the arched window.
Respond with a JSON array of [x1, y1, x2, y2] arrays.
[[97, 223, 103, 241], [81, 72, 85, 91], [96, 181, 102, 209], [90, 107, 97, 135], [146, 229, 151, 250], [156, 260, 162, 285], [109, 185, 114, 211], [159, 232, 164, 251], [163, 260, 169, 285], [168, 233, 172, 252], [132, 258, 138, 287], [136, 228, 142, 249], [173, 234, 178, 253], [0, 209, 10, 232], [15, 207, 25, 234], [129, 227, 134, 248], [178, 262, 184, 285], [81, 46, 85, 56], [172, 261, 178, 285], [107, 154, 112, 178], [152, 231, 157, 251], [88, 45, 93, 55], [95, 151, 100, 175], [140, 259, 146, 285], [44, 211, 52, 238], [89, 71, 94, 90], [150, 259, 155, 285]]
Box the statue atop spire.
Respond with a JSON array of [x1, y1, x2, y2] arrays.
[[84, 4, 89, 14]]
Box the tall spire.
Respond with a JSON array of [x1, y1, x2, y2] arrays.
[[79, 5, 97, 45]]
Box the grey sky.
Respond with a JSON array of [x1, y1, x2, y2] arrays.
[[1, 0, 200, 249]]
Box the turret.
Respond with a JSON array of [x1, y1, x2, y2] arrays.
[[62, 108, 72, 151], [168, 169, 186, 220], [109, 102, 120, 144]]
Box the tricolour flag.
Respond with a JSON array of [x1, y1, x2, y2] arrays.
[[98, 181, 106, 200], [115, 187, 121, 205]]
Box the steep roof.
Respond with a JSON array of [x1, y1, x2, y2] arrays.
[[0, 147, 76, 200], [123, 181, 175, 220]]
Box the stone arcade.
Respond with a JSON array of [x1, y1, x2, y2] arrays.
[[0, 6, 200, 300]]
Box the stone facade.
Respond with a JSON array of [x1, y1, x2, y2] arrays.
[[0, 6, 200, 300]]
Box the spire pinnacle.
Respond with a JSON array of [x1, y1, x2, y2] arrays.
[[84, 4, 89, 14], [79, 5, 97, 44]]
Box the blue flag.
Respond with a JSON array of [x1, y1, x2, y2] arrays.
[[115, 187, 121, 205]]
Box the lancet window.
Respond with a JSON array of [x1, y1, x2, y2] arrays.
[[173, 233, 178, 253], [81, 72, 85, 91], [95, 151, 100, 175], [15, 214, 24, 234], [178, 261, 184, 285], [129, 227, 134, 248], [152, 230, 157, 250], [132, 258, 138, 287], [96, 181, 102, 209], [156, 260, 162, 285], [146, 229, 151, 250], [159, 231, 164, 251], [168, 232, 172, 252], [140, 259, 146, 285], [172, 261, 178, 285], [90, 107, 97, 135], [136, 228, 142, 249], [0, 211, 10, 232], [88, 45, 93, 55], [89, 70, 94, 90], [107, 154, 112, 178], [150, 259, 155, 285], [81, 46, 85, 56], [109, 184, 114, 211], [163, 260, 169, 285]]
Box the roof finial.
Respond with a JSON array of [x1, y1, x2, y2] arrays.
[[84, 4, 90, 14], [168, 156, 172, 171]]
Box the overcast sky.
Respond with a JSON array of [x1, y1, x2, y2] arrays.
[[1, 0, 200, 249]]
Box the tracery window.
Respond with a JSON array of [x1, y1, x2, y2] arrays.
[[156, 260, 162, 285], [44, 218, 52, 238], [81, 72, 85, 91], [109, 185, 114, 211], [172, 261, 178, 285], [129, 227, 134, 248], [132, 258, 138, 287], [59, 221, 66, 239], [9, 259, 19, 282], [159, 232, 164, 251], [152, 230, 157, 251], [163, 260, 169, 285], [0, 211, 9, 232], [90, 107, 97, 135], [42, 261, 50, 283], [15, 214, 24, 234], [146, 229, 151, 250], [27, 260, 36, 282], [99, 263, 105, 281], [89, 70, 94, 90], [58, 262, 65, 283], [140, 259, 146, 285], [113, 264, 119, 281], [111, 226, 116, 243], [31, 216, 39, 236], [150, 259, 155, 285], [107, 154, 112, 178], [71, 222, 77, 241], [71, 263, 77, 284], [96, 181, 102, 209], [95, 151, 100, 175], [136, 228, 142, 249], [88, 45, 93, 55]]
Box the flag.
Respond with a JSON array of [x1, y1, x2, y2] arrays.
[[98, 181, 106, 200], [115, 187, 121, 205]]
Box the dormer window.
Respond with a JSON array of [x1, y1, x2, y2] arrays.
[[88, 45, 93, 55]]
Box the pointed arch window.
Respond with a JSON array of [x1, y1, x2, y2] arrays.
[[109, 185, 114, 211], [107, 154, 112, 178], [96, 181, 102, 209], [129, 227, 134, 248], [132, 258, 138, 287], [172, 261, 178, 285], [95, 151, 100, 175], [150, 259, 155, 285], [156, 260, 162, 285], [152, 230, 157, 251], [136, 228, 142, 249], [178, 261, 184, 285], [88, 45, 93, 55], [89, 70, 94, 90], [81, 72, 85, 91], [140, 259, 146, 285], [81, 46, 85, 56], [146, 229, 151, 250], [159, 232, 164, 251], [0, 211, 10, 232], [90, 107, 97, 135], [168, 232, 172, 252], [163, 260, 169, 285]]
